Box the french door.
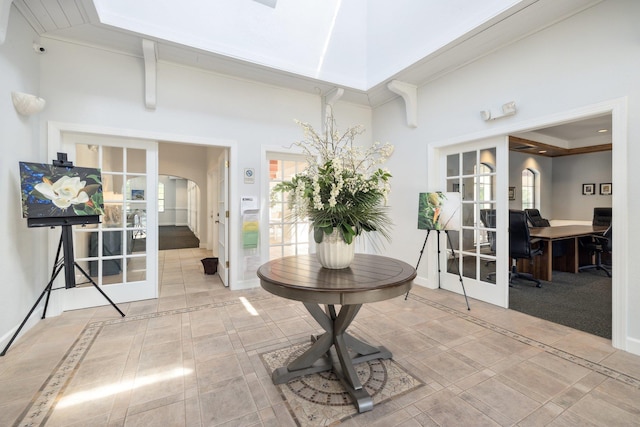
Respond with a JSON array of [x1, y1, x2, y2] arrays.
[[437, 136, 509, 307], [60, 134, 158, 310], [217, 151, 229, 286]]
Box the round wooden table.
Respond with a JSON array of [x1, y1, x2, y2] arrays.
[[257, 254, 416, 413]]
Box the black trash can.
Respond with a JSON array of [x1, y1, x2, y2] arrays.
[[201, 257, 219, 275]]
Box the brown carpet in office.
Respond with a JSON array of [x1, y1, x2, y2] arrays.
[[508, 269, 612, 339]]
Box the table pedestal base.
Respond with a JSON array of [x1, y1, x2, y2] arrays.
[[271, 303, 392, 413]]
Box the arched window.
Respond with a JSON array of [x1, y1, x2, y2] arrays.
[[477, 163, 494, 202], [521, 168, 537, 209], [158, 182, 165, 212]]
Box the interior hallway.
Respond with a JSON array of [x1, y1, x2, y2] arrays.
[[1, 248, 639, 426]]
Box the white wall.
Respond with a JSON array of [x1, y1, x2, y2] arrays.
[[508, 151, 612, 221], [2, 1, 637, 354], [372, 0, 639, 351], [0, 9, 49, 349], [158, 143, 210, 235], [508, 151, 553, 213], [551, 151, 612, 221], [4, 11, 369, 296]]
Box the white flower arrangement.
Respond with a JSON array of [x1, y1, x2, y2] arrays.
[[272, 109, 394, 244]]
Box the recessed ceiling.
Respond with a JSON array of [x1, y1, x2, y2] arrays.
[[510, 114, 612, 157]]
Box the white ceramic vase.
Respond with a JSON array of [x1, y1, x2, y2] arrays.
[[315, 228, 355, 269]]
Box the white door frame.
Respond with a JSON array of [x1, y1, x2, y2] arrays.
[[427, 97, 628, 351], [437, 138, 509, 308], [217, 150, 229, 287], [46, 121, 239, 316]]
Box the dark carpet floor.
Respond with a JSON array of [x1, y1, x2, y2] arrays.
[[132, 226, 200, 251], [159, 226, 200, 250], [509, 269, 612, 339]]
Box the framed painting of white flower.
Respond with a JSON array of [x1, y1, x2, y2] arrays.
[[19, 162, 105, 220]]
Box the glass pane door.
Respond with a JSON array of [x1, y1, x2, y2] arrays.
[[438, 137, 508, 308], [61, 135, 158, 310]]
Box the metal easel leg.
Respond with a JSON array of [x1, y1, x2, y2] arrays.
[[1, 232, 66, 356], [406, 230, 430, 299], [445, 230, 470, 310]]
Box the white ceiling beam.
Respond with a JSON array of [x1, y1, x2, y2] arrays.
[[322, 87, 344, 125], [387, 80, 417, 128], [142, 39, 157, 110]]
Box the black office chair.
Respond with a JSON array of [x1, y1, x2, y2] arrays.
[[509, 209, 543, 287], [480, 209, 496, 280], [579, 226, 612, 277], [525, 209, 550, 227], [592, 207, 612, 227], [480, 209, 496, 255]]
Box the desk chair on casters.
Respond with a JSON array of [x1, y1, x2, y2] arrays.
[[525, 209, 550, 227], [579, 225, 612, 277], [592, 207, 612, 227], [480, 209, 496, 281], [509, 209, 543, 287]]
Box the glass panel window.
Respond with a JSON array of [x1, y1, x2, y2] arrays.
[[268, 153, 309, 260], [158, 182, 165, 212], [522, 169, 536, 209], [446, 148, 497, 284]]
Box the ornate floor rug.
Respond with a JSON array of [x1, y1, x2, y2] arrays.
[[260, 341, 424, 426]]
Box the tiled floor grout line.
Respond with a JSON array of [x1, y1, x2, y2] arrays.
[[408, 293, 640, 388], [15, 290, 640, 426], [16, 323, 104, 427]]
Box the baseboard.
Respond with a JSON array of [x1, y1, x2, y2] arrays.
[[625, 336, 640, 356], [413, 275, 438, 290], [233, 278, 260, 291], [0, 306, 44, 354]]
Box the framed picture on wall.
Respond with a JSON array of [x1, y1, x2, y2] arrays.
[[508, 187, 516, 200], [600, 183, 612, 195], [582, 183, 596, 195]]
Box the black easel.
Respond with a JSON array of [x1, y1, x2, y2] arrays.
[[2, 154, 125, 356], [405, 229, 470, 310], [1, 226, 125, 356]]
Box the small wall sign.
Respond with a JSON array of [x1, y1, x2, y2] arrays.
[[244, 168, 255, 184]]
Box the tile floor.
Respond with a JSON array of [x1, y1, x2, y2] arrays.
[[1, 248, 640, 426]]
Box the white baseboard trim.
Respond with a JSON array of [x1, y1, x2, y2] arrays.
[[413, 276, 438, 290], [624, 336, 640, 356], [232, 278, 260, 291], [0, 307, 44, 354]]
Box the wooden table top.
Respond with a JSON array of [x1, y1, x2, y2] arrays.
[[529, 224, 607, 240], [257, 254, 416, 305]]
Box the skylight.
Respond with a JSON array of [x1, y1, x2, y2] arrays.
[[93, 0, 526, 90]]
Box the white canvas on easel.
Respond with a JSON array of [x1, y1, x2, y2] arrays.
[[411, 191, 469, 310], [417, 192, 461, 231]]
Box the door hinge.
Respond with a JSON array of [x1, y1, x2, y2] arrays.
[[225, 160, 229, 168], [225, 210, 229, 218], [226, 261, 229, 268]]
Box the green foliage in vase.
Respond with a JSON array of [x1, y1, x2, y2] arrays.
[[272, 108, 394, 245]]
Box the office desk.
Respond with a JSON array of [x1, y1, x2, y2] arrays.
[[257, 254, 415, 413], [519, 225, 607, 281]]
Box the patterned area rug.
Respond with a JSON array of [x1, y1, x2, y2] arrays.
[[260, 342, 424, 426]]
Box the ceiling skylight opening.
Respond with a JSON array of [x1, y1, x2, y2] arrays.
[[315, 0, 343, 79]]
